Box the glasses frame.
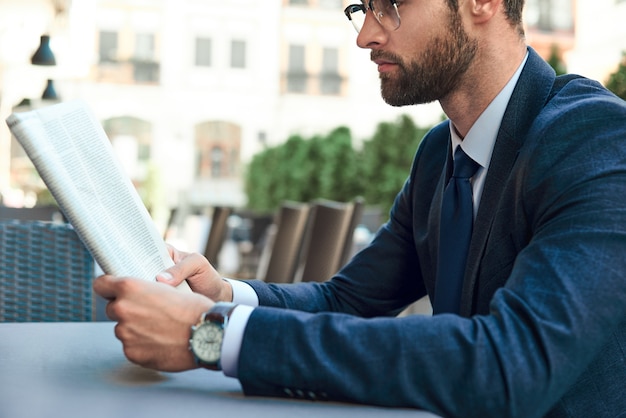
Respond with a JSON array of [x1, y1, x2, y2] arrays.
[[344, 0, 401, 33]]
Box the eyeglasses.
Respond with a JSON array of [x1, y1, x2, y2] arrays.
[[344, 0, 401, 33]]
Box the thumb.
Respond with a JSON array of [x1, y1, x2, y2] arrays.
[[156, 268, 184, 286], [155, 252, 215, 295]]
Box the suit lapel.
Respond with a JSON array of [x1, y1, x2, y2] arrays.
[[459, 48, 558, 316], [427, 136, 453, 272]]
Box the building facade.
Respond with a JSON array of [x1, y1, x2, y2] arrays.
[[567, 0, 626, 83], [3, 0, 625, 221], [3, 0, 442, 219]]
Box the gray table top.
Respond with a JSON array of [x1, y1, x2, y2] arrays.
[[0, 322, 437, 418]]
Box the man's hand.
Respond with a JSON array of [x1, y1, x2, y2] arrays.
[[156, 245, 233, 302], [93, 275, 213, 372]]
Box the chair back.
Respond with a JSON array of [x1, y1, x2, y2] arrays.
[[163, 207, 179, 239], [258, 202, 310, 283], [297, 200, 355, 283], [0, 205, 65, 222], [0, 220, 95, 322], [203, 206, 233, 268]]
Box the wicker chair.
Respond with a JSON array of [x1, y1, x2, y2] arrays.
[[0, 220, 95, 322]]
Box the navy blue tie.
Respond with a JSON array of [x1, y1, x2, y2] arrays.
[[433, 147, 480, 315]]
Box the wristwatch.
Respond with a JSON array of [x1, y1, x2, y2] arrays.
[[189, 302, 238, 370]]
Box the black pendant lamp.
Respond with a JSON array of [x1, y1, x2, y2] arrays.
[[31, 35, 57, 66], [41, 79, 59, 100]]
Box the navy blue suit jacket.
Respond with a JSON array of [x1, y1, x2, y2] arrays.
[[238, 48, 626, 417]]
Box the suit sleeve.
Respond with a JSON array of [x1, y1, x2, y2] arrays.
[[237, 85, 626, 418]]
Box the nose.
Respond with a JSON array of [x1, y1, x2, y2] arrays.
[[356, 10, 388, 49]]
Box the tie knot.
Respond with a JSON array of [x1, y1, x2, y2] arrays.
[[452, 147, 480, 179]]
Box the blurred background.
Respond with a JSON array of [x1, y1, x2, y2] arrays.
[[1, 0, 625, 263]]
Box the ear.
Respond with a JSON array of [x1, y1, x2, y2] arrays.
[[466, 0, 501, 24]]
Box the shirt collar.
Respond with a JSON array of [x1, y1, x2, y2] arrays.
[[449, 51, 529, 169]]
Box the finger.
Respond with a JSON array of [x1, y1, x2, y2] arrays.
[[156, 252, 209, 285], [108, 301, 120, 322], [113, 322, 123, 340], [155, 271, 178, 286], [93, 275, 120, 300], [155, 269, 188, 288], [166, 244, 190, 264], [164, 244, 178, 262]]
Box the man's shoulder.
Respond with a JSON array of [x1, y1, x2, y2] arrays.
[[517, 73, 626, 188], [550, 74, 626, 112], [533, 74, 626, 135]]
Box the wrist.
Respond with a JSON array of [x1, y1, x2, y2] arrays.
[[189, 302, 238, 370], [220, 278, 234, 302]]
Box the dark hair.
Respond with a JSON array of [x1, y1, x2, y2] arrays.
[[446, 0, 525, 35]]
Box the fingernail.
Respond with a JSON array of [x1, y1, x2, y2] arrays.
[[157, 272, 173, 281]]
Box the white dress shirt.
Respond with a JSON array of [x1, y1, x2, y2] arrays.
[[220, 52, 529, 378], [450, 51, 528, 217]]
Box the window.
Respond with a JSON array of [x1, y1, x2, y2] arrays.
[[537, 0, 554, 30], [229, 149, 238, 176], [231, 40, 246, 69], [195, 37, 212, 67], [99, 31, 118, 62], [195, 121, 242, 179], [102, 116, 152, 180], [96, 30, 159, 83], [287, 44, 307, 93], [133, 62, 159, 82], [318, 0, 342, 8], [135, 33, 155, 61], [321, 47, 341, 95], [525, 0, 573, 32], [133, 33, 159, 82], [210, 147, 223, 178]]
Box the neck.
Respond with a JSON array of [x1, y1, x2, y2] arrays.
[[441, 40, 527, 138]]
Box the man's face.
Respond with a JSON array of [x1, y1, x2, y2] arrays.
[[360, 3, 479, 106]]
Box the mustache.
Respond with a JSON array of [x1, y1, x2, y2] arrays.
[[370, 50, 403, 64]]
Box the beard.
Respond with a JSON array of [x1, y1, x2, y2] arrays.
[[374, 10, 478, 106]]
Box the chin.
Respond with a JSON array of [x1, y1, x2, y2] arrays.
[[381, 93, 435, 107]]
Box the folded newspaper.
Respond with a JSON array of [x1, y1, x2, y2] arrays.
[[6, 99, 190, 291]]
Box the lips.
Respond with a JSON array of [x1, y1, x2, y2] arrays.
[[374, 59, 397, 73], [371, 51, 399, 73]]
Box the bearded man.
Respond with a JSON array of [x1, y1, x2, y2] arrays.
[[95, 1, 626, 416]]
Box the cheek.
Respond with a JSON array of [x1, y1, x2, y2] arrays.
[[391, 29, 427, 63], [393, 13, 435, 47], [397, 4, 450, 44]]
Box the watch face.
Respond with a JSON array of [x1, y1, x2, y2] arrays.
[[190, 322, 223, 363]]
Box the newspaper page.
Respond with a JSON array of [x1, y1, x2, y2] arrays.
[[6, 99, 190, 291]]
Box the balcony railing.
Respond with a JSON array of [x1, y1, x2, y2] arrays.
[[283, 71, 346, 96], [96, 59, 160, 84]]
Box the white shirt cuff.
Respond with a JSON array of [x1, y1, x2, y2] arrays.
[[221, 304, 254, 378], [224, 278, 259, 307]]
